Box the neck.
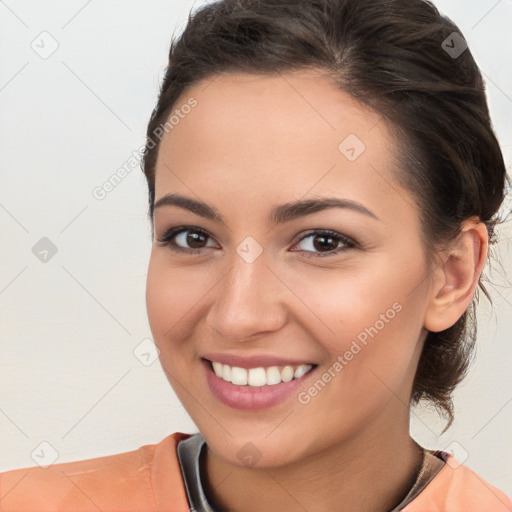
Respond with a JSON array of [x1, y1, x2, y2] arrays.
[[201, 412, 423, 512]]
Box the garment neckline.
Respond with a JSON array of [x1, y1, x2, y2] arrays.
[[176, 433, 447, 512]]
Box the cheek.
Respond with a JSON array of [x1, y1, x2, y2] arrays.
[[145, 253, 214, 353], [146, 255, 189, 346], [291, 262, 403, 343], [145, 257, 199, 390], [146, 255, 186, 320], [145, 257, 171, 338], [299, 260, 425, 390]]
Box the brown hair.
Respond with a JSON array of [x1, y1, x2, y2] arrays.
[[141, 0, 509, 431]]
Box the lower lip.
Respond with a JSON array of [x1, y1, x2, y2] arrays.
[[203, 359, 317, 410]]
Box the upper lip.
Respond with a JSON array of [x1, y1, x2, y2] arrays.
[[202, 353, 317, 369]]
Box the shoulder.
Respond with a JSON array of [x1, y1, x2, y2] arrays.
[[404, 451, 512, 512], [0, 432, 192, 512]]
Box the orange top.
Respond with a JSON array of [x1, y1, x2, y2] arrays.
[[0, 432, 510, 512]]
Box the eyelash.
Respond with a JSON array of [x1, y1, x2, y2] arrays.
[[156, 226, 357, 258]]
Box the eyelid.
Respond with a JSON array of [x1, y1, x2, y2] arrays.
[[295, 229, 355, 246]]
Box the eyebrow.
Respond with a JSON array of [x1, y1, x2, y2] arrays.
[[153, 193, 380, 224]]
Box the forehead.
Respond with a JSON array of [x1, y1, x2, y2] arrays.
[[154, 70, 411, 225], [163, 69, 387, 149]]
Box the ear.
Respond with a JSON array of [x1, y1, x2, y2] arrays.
[[424, 217, 488, 333]]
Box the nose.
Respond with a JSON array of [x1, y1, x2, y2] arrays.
[[205, 248, 288, 343]]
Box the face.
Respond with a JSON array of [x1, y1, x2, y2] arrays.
[[146, 70, 433, 469]]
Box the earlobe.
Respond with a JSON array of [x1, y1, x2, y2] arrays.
[[423, 218, 488, 333]]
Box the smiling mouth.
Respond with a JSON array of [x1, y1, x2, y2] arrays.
[[205, 359, 318, 387]]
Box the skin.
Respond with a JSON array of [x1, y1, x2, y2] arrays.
[[145, 69, 488, 512]]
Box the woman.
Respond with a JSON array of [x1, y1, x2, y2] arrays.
[[1, 0, 511, 510]]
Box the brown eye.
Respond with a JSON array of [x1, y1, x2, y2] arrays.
[[293, 230, 356, 258], [156, 226, 217, 254], [183, 230, 208, 248]]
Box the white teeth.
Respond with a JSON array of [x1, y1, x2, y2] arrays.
[[210, 361, 313, 387], [248, 367, 266, 386], [281, 365, 294, 382], [222, 364, 231, 382], [230, 366, 248, 385], [212, 361, 223, 377], [294, 365, 310, 379], [266, 366, 282, 385]]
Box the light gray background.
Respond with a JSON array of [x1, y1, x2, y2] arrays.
[[1, 0, 511, 496]]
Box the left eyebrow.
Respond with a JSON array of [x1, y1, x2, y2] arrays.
[[153, 193, 380, 225]]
